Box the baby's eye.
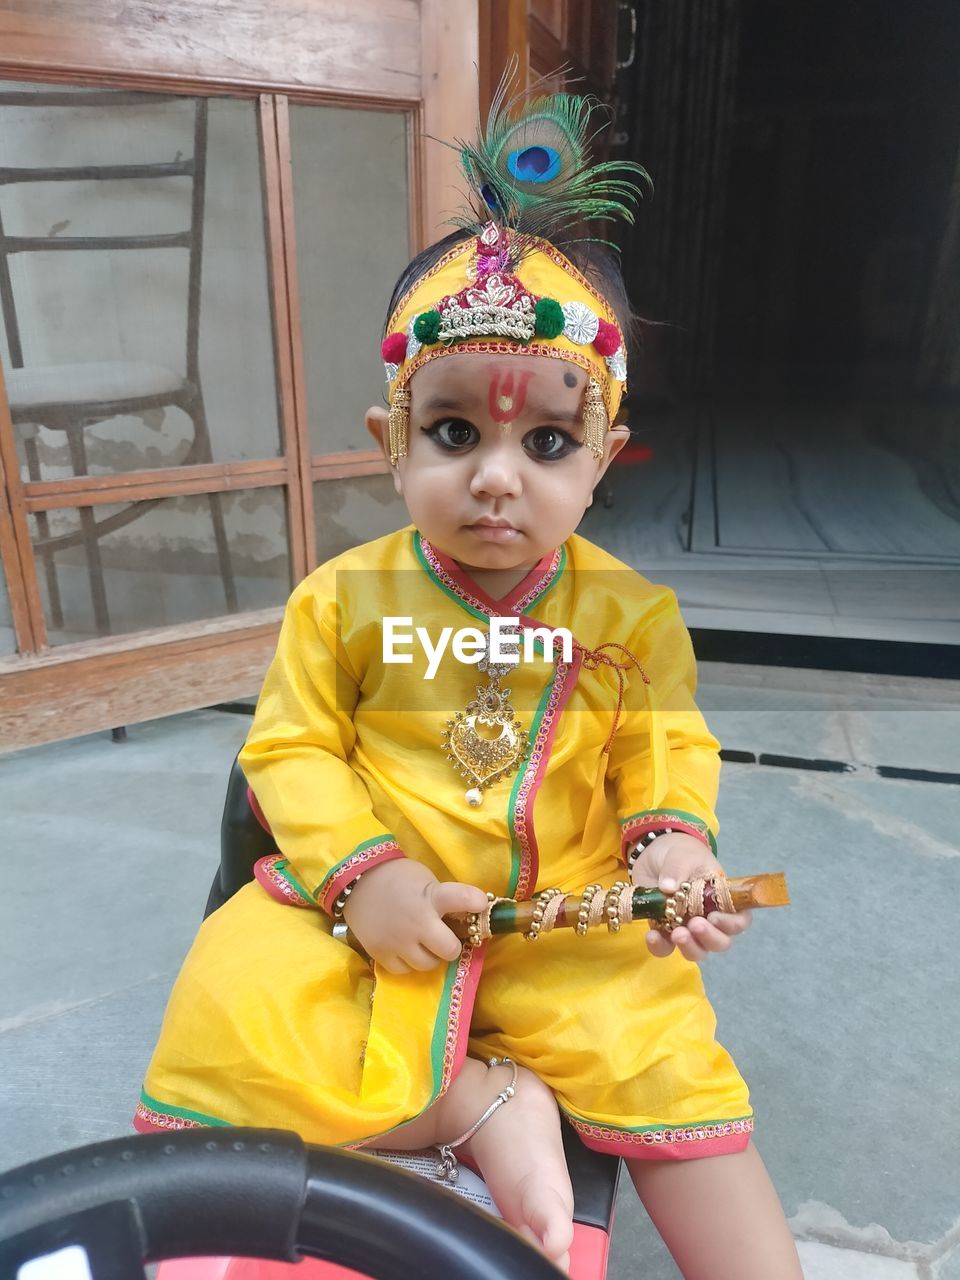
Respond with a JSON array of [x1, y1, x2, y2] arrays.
[[524, 426, 581, 460], [423, 419, 478, 450]]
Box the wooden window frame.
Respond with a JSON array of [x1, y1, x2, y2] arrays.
[[0, 72, 422, 746]]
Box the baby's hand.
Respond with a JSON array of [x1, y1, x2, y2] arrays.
[[629, 832, 752, 963], [341, 859, 488, 974]]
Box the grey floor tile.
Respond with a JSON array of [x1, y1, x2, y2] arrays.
[[698, 663, 960, 773], [607, 1180, 682, 1278], [936, 1243, 960, 1278], [840, 706, 960, 775], [0, 974, 175, 1166], [0, 711, 250, 1028], [699, 692, 855, 763], [783, 768, 960, 855], [797, 1241, 919, 1277], [709, 763, 960, 1246], [2, 698, 959, 1273]]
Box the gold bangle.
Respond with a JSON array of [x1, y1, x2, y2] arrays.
[[523, 887, 562, 942], [660, 880, 693, 933], [605, 880, 629, 933], [576, 882, 602, 937], [465, 891, 496, 948]]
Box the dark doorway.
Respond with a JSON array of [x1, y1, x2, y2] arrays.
[[714, 0, 960, 398], [586, 0, 960, 670]]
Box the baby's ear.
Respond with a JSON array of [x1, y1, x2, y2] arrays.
[[602, 425, 630, 466], [365, 407, 403, 493]]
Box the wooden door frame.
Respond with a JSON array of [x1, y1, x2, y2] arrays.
[[478, 1, 617, 113]]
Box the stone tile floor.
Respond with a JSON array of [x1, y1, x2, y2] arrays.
[[2, 661, 958, 1278]]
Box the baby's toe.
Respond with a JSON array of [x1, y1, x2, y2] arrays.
[[524, 1185, 575, 1262]]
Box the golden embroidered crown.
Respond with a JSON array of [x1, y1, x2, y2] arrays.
[[380, 73, 651, 464]]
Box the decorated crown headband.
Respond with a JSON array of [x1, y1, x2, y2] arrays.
[[381, 73, 651, 466]]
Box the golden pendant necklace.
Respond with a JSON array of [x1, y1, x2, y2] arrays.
[[442, 637, 526, 807]]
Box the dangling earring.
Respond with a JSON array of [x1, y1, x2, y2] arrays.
[[388, 384, 410, 466], [582, 378, 607, 461]]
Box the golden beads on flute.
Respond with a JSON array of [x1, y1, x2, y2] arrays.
[[576, 883, 602, 937], [660, 881, 693, 934], [523, 887, 563, 942], [465, 891, 496, 948], [605, 880, 630, 934]]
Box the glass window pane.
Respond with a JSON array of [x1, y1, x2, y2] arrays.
[[0, 85, 282, 477], [0, 548, 16, 655], [290, 105, 411, 456], [314, 475, 410, 563], [28, 487, 291, 644]]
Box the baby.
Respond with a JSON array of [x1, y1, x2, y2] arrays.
[[138, 85, 801, 1279]]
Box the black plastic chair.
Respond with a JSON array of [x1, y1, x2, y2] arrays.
[[204, 752, 279, 917]]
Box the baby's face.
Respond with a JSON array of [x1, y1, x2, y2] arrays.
[[383, 353, 625, 578]]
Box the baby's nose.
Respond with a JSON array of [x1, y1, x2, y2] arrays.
[[470, 448, 523, 497]]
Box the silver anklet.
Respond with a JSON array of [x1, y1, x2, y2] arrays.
[[435, 1056, 518, 1183]]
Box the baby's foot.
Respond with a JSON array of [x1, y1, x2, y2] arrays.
[[464, 1062, 574, 1271], [515, 1169, 575, 1272]]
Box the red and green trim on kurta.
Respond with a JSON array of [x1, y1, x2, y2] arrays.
[[134, 944, 485, 1147], [434, 942, 482, 1094], [620, 808, 718, 864], [135, 946, 483, 1140], [507, 652, 581, 899], [134, 1090, 231, 1133], [344, 937, 486, 1150], [315, 837, 406, 917], [563, 1108, 753, 1160], [253, 854, 315, 908], [415, 533, 565, 621], [412, 942, 482, 1126]]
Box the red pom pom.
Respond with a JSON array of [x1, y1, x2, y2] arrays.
[[594, 320, 622, 357], [380, 332, 408, 364]]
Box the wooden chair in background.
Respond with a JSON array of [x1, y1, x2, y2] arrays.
[[0, 90, 236, 637]]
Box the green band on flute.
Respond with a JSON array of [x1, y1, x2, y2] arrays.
[[630, 888, 668, 921], [488, 900, 519, 935]]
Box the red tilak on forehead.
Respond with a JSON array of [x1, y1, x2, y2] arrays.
[[487, 370, 533, 424]]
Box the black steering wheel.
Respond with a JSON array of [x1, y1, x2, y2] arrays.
[[0, 1129, 563, 1279]]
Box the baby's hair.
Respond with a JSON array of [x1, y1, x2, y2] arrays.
[[382, 230, 641, 401], [383, 229, 469, 333]]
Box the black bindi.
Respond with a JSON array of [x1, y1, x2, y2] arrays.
[[563, 370, 577, 387]]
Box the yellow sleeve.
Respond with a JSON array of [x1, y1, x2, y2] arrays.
[[239, 576, 405, 916], [605, 587, 721, 862]]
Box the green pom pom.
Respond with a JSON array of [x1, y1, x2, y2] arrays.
[[534, 298, 565, 339], [414, 310, 441, 344]]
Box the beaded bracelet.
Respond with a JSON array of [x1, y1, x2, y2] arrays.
[[626, 827, 673, 871], [332, 874, 363, 919]]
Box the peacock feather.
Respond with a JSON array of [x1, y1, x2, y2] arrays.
[[450, 63, 652, 257]]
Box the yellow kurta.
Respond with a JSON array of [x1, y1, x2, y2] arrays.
[[138, 528, 752, 1160]]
